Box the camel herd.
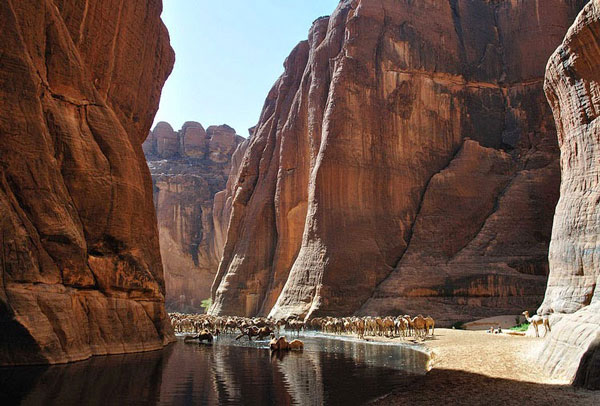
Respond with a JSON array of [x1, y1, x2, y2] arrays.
[[169, 313, 436, 341]]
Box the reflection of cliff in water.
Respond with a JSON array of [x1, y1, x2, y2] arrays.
[[158, 342, 220, 405], [0, 337, 428, 406], [273, 337, 429, 405], [0, 346, 173, 406]]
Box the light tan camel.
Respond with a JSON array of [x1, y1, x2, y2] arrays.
[[522, 311, 551, 337]]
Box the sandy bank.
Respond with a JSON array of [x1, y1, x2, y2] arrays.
[[367, 328, 600, 405]]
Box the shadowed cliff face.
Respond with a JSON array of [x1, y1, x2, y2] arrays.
[[0, 0, 174, 365], [143, 122, 246, 313], [210, 0, 586, 323], [538, 0, 600, 389]]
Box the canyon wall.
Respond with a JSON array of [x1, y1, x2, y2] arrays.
[[0, 0, 174, 365], [144, 122, 245, 312], [538, 0, 600, 389], [210, 0, 586, 324]]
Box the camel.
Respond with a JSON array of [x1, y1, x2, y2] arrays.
[[355, 318, 366, 339], [269, 335, 304, 351], [184, 329, 213, 343], [256, 326, 273, 340], [522, 311, 551, 337], [236, 326, 260, 341], [382, 317, 395, 337], [394, 317, 408, 338], [411, 315, 427, 339], [424, 316, 435, 336]]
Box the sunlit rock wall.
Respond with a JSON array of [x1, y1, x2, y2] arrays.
[[0, 0, 174, 365], [538, 0, 600, 389], [210, 0, 585, 325]]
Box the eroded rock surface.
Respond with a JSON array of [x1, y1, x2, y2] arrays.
[[144, 122, 245, 312], [210, 0, 585, 323], [538, 0, 600, 389], [0, 0, 174, 365]]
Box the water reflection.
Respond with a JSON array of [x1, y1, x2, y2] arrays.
[[0, 334, 429, 406]]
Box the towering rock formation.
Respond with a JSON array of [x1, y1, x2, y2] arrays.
[[0, 0, 174, 365], [144, 122, 245, 312], [210, 0, 586, 323], [538, 0, 600, 389]]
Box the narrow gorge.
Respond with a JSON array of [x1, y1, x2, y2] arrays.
[[143, 122, 246, 312], [2, 0, 600, 395]]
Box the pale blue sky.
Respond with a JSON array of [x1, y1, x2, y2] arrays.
[[154, 1, 341, 137]]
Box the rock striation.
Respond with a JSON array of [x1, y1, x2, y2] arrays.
[[0, 0, 174, 365], [210, 0, 586, 323], [538, 0, 600, 389], [144, 122, 245, 312]]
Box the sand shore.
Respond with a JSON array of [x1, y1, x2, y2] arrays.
[[367, 328, 600, 405]]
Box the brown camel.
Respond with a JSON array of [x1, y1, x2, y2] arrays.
[[424, 316, 435, 336], [236, 326, 260, 341], [269, 336, 304, 351], [411, 315, 427, 339], [256, 326, 273, 340], [184, 329, 213, 343]]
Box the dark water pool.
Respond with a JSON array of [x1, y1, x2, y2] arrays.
[[0, 333, 429, 406]]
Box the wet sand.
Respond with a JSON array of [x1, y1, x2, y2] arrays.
[[368, 328, 600, 405]]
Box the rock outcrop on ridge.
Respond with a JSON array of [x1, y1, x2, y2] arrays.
[[210, 0, 586, 324], [538, 0, 600, 389], [0, 0, 174, 365], [143, 122, 245, 312]]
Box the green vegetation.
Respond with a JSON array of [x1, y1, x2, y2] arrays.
[[200, 298, 212, 310], [510, 323, 530, 332], [452, 321, 465, 330]]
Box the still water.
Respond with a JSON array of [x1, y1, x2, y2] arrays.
[[0, 333, 429, 406]]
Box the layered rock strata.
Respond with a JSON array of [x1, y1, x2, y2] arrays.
[[144, 122, 245, 312], [210, 0, 586, 324], [538, 0, 600, 389], [0, 0, 174, 365]]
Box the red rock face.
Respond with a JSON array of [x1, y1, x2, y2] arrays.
[[0, 0, 174, 365], [144, 123, 245, 313], [538, 0, 600, 389], [210, 0, 585, 323]]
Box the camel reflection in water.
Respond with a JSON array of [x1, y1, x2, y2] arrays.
[[273, 349, 324, 406], [0, 335, 428, 406]]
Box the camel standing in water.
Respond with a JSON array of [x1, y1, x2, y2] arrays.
[[522, 311, 551, 337], [184, 329, 214, 343], [269, 335, 304, 351]]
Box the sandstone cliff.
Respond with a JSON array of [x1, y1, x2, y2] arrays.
[[144, 122, 245, 312], [0, 0, 174, 365], [210, 0, 586, 324], [538, 0, 600, 389]]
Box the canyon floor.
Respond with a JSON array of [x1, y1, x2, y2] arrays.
[[368, 328, 600, 405]]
